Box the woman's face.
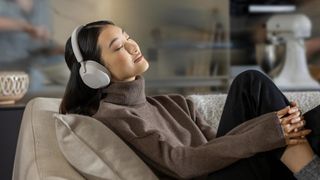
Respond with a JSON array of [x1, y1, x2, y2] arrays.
[[97, 25, 149, 82]]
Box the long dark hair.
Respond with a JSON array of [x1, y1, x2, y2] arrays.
[[60, 20, 114, 115]]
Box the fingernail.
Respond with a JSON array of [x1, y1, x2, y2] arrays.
[[306, 130, 312, 134], [292, 118, 301, 123]]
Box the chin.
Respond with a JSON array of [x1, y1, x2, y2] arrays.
[[140, 59, 149, 73], [144, 61, 150, 72]]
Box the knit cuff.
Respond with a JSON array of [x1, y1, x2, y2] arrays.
[[294, 155, 320, 180]]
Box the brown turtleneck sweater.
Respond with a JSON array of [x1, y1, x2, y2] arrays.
[[92, 76, 286, 179]]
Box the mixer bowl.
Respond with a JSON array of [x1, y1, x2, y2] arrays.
[[255, 43, 286, 77]]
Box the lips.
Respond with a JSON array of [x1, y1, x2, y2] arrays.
[[134, 55, 143, 63]]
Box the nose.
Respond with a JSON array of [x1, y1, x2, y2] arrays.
[[125, 41, 139, 54]]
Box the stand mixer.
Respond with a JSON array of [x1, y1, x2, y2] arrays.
[[266, 14, 320, 90]]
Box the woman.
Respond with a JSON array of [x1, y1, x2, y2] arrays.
[[60, 20, 320, 180]]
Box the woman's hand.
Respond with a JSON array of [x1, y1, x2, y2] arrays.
[[276, 104, 311, 145]]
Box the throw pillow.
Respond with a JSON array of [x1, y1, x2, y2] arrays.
[[54, 113, 158, 180]]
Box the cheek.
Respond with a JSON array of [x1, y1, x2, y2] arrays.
[[108, 53, 134, 77], [113, 53, 132, 68], [114, 52, 128, 61]]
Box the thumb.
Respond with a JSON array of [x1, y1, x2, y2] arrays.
[[277, 106, 290, 118]]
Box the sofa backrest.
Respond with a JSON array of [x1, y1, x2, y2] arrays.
[[12, 97, 85, 180], [188, 91, 320, 134]]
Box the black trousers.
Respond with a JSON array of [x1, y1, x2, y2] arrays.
[[207, 70, 320, 180]]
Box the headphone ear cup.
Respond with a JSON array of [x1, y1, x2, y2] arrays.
[[79, 60, 111, 89]]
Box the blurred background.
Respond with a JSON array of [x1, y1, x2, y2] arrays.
[[1, 0, 320, 101]]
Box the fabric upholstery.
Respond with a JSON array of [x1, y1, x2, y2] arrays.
[[188, 91, 320, 134], [12, 91, 320, 180], [12, 97, 85, 180], [54, 113, 158, 180]]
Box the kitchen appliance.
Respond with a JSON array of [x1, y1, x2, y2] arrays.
[[265, 14, 319, 90]]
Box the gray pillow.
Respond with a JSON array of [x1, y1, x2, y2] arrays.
[[54, 113, 158, 180]]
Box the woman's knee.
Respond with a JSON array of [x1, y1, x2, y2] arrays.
[[234, 70, 271, 84], [229, 70, 277, 92], [238, 70, 266, 78]]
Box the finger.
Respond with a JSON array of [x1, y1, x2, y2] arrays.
[[290, 112, 304, 124], [293, 119, 305, 133], [291, 114, 303, 123], [287, 120, 306, 133], [288, 106, 299, 114], [287, 129, 311, 138], [289, 116, 302, 126], [281, 112, 301, 125], [283, 123, 292, 133], [277, 106, 290, 118], [287, 138, 308, 145], [286, 121, 305, 133], [280, 117, 289, 125]]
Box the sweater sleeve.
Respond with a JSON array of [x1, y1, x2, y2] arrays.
[[128, 112, 286, 179], [185, 98, 216, 140], [163, 94, 216, 141]]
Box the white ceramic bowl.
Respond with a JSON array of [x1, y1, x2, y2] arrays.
[[0, 71, 29, 105]]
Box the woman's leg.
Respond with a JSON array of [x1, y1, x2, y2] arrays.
[[216, 70, 290, 136], [303, 105, 320, 154], [210, 70, 320, 180], [210, 70, 293, 179]]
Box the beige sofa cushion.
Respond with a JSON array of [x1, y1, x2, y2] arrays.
[[54, 113, 158, 180], [12, 98, 85, 180], [188, 91, 320, 134]]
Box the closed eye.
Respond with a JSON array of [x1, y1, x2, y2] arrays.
[[115, 45, 123, 51], [115, 37, 132, 51]]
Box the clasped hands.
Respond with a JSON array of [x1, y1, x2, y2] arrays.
[[276, 102, 312, 145]]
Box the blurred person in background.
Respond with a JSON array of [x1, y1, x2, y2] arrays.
[[0, 0, 64, 90]]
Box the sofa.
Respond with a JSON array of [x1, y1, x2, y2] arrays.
[[12, 92, 320, 180]]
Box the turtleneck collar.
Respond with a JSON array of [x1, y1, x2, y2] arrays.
[[102, 76, 146, 106]]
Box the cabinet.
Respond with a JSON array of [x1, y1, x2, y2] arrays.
[[0, 104, 25, 180]]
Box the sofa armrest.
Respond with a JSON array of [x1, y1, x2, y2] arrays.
[[12, 98, 85, 180]]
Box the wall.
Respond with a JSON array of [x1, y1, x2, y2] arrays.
[[50, 0, 109, 44], [50, 0, 229, 53]]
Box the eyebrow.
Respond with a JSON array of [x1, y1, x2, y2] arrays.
[[109, 29, 125, 48]]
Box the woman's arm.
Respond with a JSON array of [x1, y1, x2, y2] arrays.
[[0, 17, 31, 32], [127, 112, 287, 179], [185, 98, 216, 140], [0, 17, 49, 40], [158, 94, 216, 140]]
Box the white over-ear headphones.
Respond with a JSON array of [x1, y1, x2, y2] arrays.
[[71, 25, 111, 89]]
